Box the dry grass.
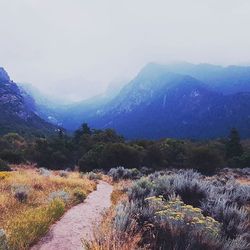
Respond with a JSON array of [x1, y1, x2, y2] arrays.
[[84, 180, 142, 250], [237, 177, 250, 185], [110, 180, 131, 205], [0, 167, 96, 249]]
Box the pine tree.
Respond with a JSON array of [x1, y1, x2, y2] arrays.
[[81, 123, 91, 135], [226, 128, 243, 159]]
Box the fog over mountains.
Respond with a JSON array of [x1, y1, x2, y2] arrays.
[[1, 62, 250, 139]]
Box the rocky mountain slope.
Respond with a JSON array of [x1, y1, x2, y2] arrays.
[[0, 68, 58, 136]]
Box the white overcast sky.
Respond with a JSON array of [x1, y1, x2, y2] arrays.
[[0, 0, 250, 102]]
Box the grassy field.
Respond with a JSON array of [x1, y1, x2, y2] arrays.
[[0, 167, 96, 250]]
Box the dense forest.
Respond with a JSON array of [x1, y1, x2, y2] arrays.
[[1, 124, 249, 174]]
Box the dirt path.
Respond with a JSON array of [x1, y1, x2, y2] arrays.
[[31, 181, 113, 250]]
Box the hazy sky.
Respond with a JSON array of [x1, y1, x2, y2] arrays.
[[0, 0, 250, 102]]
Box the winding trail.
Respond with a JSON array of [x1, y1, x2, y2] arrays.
[[31, 181, 113, 250]]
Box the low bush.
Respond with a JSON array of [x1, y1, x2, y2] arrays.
[[11, 184, 30, 203], [174, 176, 209, 207], [129, 170, 209, 207], [38, 168, 51, 177], [128, 177, 154, 202], [72, 189, 87, 203], [86, 172, 102, 180], [140, 166, 153, 175], [108, 166, 141, 181], [217, 181, 250, 207], [202, 198, 249, 240], [48, 190, 70, 203], [145, 196, 223, 250], [59, 170, 69, 178], [109, 192, 250, 250], [125, 169, 250, 249]]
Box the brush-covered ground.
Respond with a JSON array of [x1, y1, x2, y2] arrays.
[[0, 166, 96, 250], [0, 127, 250, 250], [85, 167, 250, 250]]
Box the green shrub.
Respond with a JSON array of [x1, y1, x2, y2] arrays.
[[100, 143, 142, 169], [0, 150, 24, 164], [78, 145, 104, 172], [187, 146, 223, 175], [0, 159, 10, 172], [128, 177, 154, 201], [73, 189, 87, 203], [228, 152, 250, 168]]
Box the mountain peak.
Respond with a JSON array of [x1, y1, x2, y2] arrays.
[[0, 67, 10, 82]]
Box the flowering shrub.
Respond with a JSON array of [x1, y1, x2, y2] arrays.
[[144, 195, 223, 249], [148, 196, 220, 235], [119, 170, 250, 249]]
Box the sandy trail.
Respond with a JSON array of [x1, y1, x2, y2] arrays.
[[31, 181, 113, 250]]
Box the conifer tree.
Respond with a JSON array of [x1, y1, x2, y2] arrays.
[[226, 128, 243, 158]]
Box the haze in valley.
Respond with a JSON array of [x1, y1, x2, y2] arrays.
[[0, 0, 249, 102]]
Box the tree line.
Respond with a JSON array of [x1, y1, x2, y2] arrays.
[[0, 124, 249, 174]]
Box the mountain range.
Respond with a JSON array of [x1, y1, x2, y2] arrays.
[[86, 63, 250, 139], [1, 62, 250, 139]]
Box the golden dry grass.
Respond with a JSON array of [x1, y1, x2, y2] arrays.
[[84, 180, 142, 250], [237, 177, 250, 185], [0, 167, 96, 249]]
